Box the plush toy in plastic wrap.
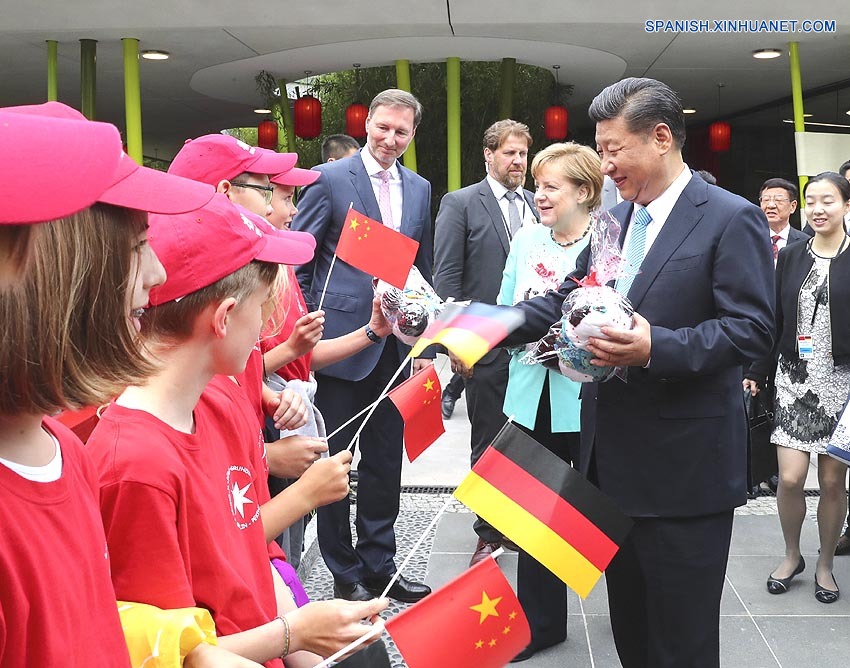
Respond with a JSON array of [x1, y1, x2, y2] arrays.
[[521, 210, 637, 382], [375, 266, 445, 345]]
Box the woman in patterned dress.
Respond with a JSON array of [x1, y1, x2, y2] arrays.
[[745, 172, 850, 603]]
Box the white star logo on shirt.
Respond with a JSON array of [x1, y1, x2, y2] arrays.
[[230, 481, 254, 519]]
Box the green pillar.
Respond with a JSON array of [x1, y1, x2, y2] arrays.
[[122, 38, 143, 164], [80, 39, 97, 120], [395, 59, 418, 173], [277, 79, 296, 154], [446, 57, 461, 192], [47, 40, 58, 102], [788, 42, 807, 194], [499, 57, 516, 119]]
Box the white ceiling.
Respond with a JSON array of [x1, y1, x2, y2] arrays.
[[2, 0, 849, 159]]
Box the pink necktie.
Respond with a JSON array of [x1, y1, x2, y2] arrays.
[[771, 235, 780, 261], [378, 170, 393, 230]]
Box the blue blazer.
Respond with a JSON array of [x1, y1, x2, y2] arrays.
[[292, 153, 433, 382], [504, 174, 776, 517]]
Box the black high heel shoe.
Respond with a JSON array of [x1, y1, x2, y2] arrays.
[[766, 556, 805, 594], [815, 573, 840, 604]]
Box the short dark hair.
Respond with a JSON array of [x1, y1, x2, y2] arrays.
[[804, 171, 850, 202], [839, 160, 850, 178], [588, 77, 686, 149], [482, 120, 532, 152], [321, 134, 360, 163], [369, 89, 423, 128], [759, 178, 798, 201], [696, 170, 717, 185]]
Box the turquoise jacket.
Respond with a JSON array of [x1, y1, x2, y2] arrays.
[[498, 223, 588, 433]]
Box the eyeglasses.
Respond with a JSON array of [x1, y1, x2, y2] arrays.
[[230, 182, 274, 205], [758, 195, 791, 205]]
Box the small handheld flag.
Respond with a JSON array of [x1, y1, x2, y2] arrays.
[[386, 556, 530, 668], [454, 423, 632, 598], [336, 208, 419, 289], [387, 364, 445, 461], [409, 301, 525, 368]]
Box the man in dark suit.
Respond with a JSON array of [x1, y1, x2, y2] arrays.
[[433, 120, 538, 566], [292, 89, 433, 604], [758, 177, 809, 263], [504, 78, 775, 667]]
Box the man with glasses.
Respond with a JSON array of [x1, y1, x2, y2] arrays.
[[758, 178, 810, 265]]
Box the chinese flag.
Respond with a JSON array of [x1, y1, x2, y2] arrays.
[[336, 208, 419, 289], [386, 556, 530, 668], [387, 365, 445, 461]]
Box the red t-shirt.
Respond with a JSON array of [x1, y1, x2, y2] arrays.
[[88, 379, 283, 668], [236, 344, 267, 429], [0, 417, 131, 667], [260, 266, 312, 382]]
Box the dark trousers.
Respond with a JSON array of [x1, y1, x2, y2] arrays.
[[465, 349, 510, 543], [605, 510, 734, 668], [443, 372, 465, 401], [315, 343, 405, 583], [515, 378, 580, 648]]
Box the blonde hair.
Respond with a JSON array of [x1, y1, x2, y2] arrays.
[[144, 260, 281, 343], [531, 142, 603, 211], [0, 205, 153, 415]]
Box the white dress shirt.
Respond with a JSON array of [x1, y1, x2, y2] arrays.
[[360, 147, 403, 231], [486, 175, 536, 241]]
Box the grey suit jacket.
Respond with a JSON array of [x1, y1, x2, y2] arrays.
[[292, 152, 433, 381]]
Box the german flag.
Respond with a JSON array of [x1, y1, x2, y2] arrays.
[[409, 301, 525, 367], [454, 423, 632, 598]]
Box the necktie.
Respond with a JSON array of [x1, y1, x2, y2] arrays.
[[503, 190, 522, 238], [377, 170, 394, 230], [771, 234, 781, 261], [615, 207, 652, 296]]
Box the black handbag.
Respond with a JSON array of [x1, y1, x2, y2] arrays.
[[745, 390, 777, 490]]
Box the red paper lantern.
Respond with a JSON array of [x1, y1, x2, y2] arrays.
[[346, 102, 369, 139], [544, 105, 568, 141], [294, 94, 322, 139], [257, 120, 278, 150], [709, 121, 731, 152]]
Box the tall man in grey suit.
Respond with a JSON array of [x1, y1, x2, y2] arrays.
[[292, 89, 433, 604], [503, 78, 775, 667], [433, 120, 538, 567]]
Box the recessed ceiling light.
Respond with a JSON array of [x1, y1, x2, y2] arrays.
[[683, 108, 697, 114], [846, 110, 850, 116], [141, 50, 170, 61], [253, 108, 272, 114], [753, 49, 782, 59]]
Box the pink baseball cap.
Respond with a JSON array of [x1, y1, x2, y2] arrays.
[[271, 167, 320, 187], [1, 103, 122, 224], [168, 134, 298, 185], [147, 194, 315, 305], [2, 102, 215, 218]]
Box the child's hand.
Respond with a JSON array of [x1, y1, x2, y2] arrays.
[[269, 389, 308, 430], [295, 450, 352, 508], [368, 295, 391, 338], [285, 597, 388, 658], [183, 643, 264, 668], [266, 436, 328, 478], [287, 310, 324, 357]]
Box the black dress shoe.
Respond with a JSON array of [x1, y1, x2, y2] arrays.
[[441, 393, 456, 419], [815, 573, 840, 603], [510, 637, 565, 663], [469, 538, 501, 567], [363, 574, 431, 603], [835, 534, 850, 556], [766, 556, 805, 594], [333, 580, 373, 602]]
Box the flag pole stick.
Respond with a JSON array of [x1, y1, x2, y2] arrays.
[[316, 203, 353, 312], [324, 396, 385, 441], [346, 355, 409, 453], [312, 624, 383, 668], [316, 254, 337, 312], [377, 495, 453, 599]]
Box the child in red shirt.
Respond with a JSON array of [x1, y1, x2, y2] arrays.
[[88, 195, 387, 668]]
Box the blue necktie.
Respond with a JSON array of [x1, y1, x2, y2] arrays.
[[615, 207, 652, 296]]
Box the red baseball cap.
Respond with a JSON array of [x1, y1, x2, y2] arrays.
[[1, 103, 122, 224], [148, 194, 315, 305], [271, 167, 320, 187], [168, 134, 298, 185], [2, 102, 215, 218]]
